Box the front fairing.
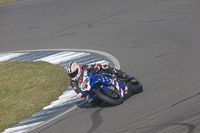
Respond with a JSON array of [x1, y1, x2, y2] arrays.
[[81, 71, 128, 98], [80, 72, 99, 99], [94, 73, 127, 97]]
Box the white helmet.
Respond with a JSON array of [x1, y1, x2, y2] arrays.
[[67, 62, 81, 81]]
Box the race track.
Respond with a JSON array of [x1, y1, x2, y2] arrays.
[[1, 0, 200, 132]]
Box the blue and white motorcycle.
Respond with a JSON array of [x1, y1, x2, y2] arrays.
[[80, 70, 143, 106]]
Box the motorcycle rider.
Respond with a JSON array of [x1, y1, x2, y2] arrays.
[[66, 62, 134, 106]]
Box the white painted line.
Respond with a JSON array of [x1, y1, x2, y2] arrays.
[[16, 129, 29, 133], [0, 53, 27, 61]]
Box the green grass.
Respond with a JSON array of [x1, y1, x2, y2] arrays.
[[0, 61, 70, 132], [0, 0, 21, 5]]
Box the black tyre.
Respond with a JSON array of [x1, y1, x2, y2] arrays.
[[128, 79, 143, 94], [95, 87, 124, 106]]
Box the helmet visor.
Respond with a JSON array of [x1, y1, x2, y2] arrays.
[[68, 68, 79, 79]]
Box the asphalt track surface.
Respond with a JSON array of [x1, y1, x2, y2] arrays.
[[1, 0, 200, 133]]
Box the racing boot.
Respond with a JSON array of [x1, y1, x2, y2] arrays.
[[113, 69, 135, 82], [125, 75, 137, 82]]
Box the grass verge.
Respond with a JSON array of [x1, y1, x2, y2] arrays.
[[0, 61, 70, 132], [0, 0, 21, 5]]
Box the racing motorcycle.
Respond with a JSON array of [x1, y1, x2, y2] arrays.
[[80, 70, 143, 106]]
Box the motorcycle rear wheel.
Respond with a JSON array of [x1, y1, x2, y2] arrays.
[[128, 79, 143, 94]]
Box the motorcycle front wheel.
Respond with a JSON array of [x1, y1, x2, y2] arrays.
[[95, 87, 124, 106]]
